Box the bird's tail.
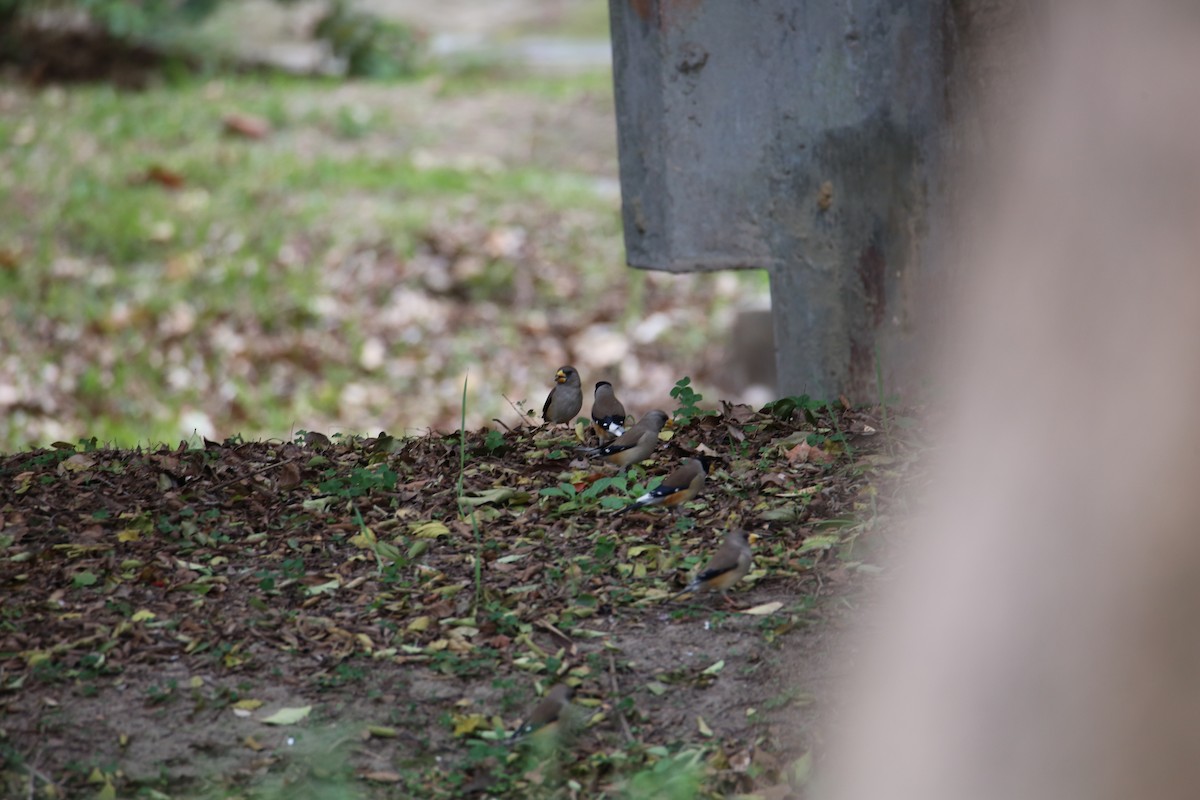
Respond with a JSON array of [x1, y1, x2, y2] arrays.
[[669, 582, 697, 601]]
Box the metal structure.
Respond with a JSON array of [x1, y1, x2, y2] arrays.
[[608, 0, 945, 400]]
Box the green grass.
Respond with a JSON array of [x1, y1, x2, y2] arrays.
[[0, 65, 765, 452], [0, 73, 602, 446]]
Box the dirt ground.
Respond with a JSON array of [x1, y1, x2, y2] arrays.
[[0, 402, 908, 797]]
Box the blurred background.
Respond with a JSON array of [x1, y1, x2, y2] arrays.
[[0, 0, 772, 450]]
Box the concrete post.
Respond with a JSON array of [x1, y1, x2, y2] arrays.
[[608, 0, 945, 401]]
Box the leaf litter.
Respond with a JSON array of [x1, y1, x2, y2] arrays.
[[0, 402, 918, 798]]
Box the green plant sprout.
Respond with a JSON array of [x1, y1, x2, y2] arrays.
[[669, 377, 717, 426]]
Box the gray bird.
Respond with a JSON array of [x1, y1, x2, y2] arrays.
[[578, 410, 669, 469], [512, 683, 573, 740], [542, 366, 582, 426], [590, 381, 627, 441], [617, 455, 713, 515], [672, 530, 754, 606]]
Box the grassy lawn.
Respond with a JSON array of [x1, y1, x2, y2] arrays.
[[0, 67, 767, 452]]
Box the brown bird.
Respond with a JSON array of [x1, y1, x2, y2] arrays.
[[578, 410, 669, 469], [617, 455, 714, 515], [542, 366, 582, 426], [590, 381, 627, 441], [672, 530, 754, 606], [512, 683, 573, 740]]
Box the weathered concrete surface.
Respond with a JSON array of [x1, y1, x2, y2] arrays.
[[609, 0, 946, 401]]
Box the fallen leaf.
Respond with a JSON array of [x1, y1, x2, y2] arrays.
[[58, 453, 94, 474], [741, 601, 784, 616], [261, 705, 312, 725], [303, 496, 335, 513], [697, 716, 713, 737], [277, 461, 302, 489], [366, 725, 397, 738], [785, 441, 811, 464], [223, 113, 271, 139], [459, 487, 527, 506], [759, 472, 789, 488], [363, 771, 402, 783], [797, 534, 839, 554], [137, 165, 186, 189], [729, 748, 753, 773], [12, 471, 33, 494], [303, 579, 340, 597], [350, 527, 377, 549], [451, 712, 489, 737], [410, 520, 450, 538]]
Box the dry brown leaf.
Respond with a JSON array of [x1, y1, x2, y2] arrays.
[[223, 113, 271, 140], [809, 443, 833, 463], [760, 472, 789, 487], [277, 461, 302, 490], [363, 771, 402, 783], [142, 165, 186, 189], [785, 441, 811, 463]]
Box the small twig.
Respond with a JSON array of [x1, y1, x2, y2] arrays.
[[536, 619, 577, 656], [23, 748, 56, 800], [607, 651, 636, 744], [501, 394, 536, 428], [209, 456, 299, 492], [491, 418, 516, 433]]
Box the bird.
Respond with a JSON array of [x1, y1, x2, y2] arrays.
[[590, 381, 627, 441], [672, 529, 754, 606], [542, 366, 582, 426], [512, 683, 573, 741], [617, 455, 714, 515], [577, 410, 669, 469]]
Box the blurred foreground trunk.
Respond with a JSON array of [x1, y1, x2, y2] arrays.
[[828, 3, 1200, 799]]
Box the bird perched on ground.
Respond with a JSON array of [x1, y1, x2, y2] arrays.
[[578, 409, 669, 469], [590, 381, 627, 441], [512, 683, 573, 741], [672, 529, 754, 606], [542, 366, 582, 426], [617, 455, 714, 515]]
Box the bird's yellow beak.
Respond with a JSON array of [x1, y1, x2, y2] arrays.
[[555, 370, 567, 384], [664, 418, 675, 429], [747, 533, 761, 546]]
